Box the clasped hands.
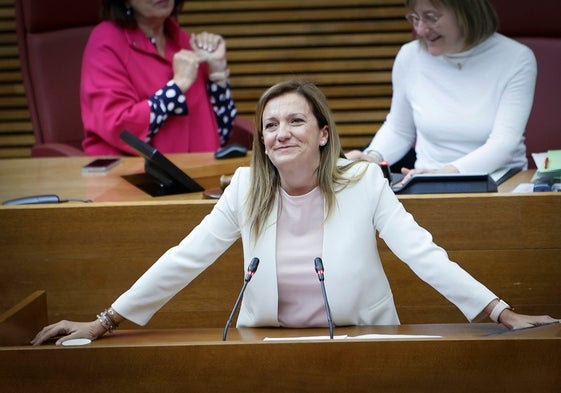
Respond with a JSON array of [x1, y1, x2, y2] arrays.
[[173, 32, 228, 91]]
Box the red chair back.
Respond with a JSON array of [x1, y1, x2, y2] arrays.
[[15, 0, 101, 156], [491, 0, 561, 167]]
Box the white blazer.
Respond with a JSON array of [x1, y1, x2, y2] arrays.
[[112, 161, 497, 327]]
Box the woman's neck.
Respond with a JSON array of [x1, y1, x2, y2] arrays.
[[137, 18, 166, 55], [137, 15, 165, 36], [279, 169, 319, 196]]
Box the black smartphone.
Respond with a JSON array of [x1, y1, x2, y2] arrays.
[[81, 158, 121, 174]]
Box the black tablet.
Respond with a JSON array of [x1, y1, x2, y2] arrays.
[[120, 130, 204, 196], [392, 173, 498, 194]]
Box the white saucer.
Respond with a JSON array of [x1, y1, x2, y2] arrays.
[[61, 338, 92, 346]]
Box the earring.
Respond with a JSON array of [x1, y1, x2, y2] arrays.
[[320, 140, 326, 146], [126, 6, 132, 16]]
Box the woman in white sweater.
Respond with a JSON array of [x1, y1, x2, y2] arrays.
[[347, 0, 537, 185], [31, 80, 556, 346]]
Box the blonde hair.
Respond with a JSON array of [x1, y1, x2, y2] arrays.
[[406, 0, 498, 51], [247, 80, 365, 240]]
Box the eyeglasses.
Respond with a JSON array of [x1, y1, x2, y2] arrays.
[[405, 11, 442, 28]]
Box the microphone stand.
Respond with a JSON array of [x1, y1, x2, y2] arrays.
[[222, 257, 260, 341], [314, 257, 334, 339]]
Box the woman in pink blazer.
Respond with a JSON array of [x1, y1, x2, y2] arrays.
[[81, 0, 237, 155]]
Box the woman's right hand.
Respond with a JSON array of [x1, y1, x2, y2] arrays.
[[30, 320, 106, 346], [172, 49, 201, 92], [345, 150, 381, 163]]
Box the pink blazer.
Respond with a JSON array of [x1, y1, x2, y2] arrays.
[[81, 19, 220, 155]]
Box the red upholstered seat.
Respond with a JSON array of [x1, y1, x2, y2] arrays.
[[15, 0, 254, 157], [15, 0, 101, 157], [491, 0, 561, 167]]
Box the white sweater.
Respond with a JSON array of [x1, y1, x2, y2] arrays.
[[365, 33, 537, 174]]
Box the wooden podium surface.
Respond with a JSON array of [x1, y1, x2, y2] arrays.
[[0, 155, 536, 203], [1, 322, 560, 392], [2, 291, 559, 392]]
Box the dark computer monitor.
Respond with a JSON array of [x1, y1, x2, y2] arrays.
[[120, 130, 204, 196]]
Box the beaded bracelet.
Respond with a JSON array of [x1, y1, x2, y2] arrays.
[[97, 308, 120, 333]]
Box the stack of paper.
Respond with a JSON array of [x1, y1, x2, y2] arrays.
[[263, 334, 443, 341]]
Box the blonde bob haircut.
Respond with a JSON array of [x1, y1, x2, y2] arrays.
[[247, 80, 365, 240], [406, 0, 498, 51]]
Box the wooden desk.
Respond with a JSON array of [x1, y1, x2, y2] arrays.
[[1, 323, 560, 392], [0, 153, 250, 203], [3, 291, 558, 392], [0, 155, 535, 203], [1, 159, 560, 328]]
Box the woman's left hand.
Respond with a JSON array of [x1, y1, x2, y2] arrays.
[[190, 32, 227, 65], [498, 309, 559, 330]]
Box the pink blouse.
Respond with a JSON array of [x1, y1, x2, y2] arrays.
[[276, 187, 328, 327]]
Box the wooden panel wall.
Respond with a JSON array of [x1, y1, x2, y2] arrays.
[[0, 0, 31, 158], [2, 194, 560, 328], [0, 0, 410, 158]]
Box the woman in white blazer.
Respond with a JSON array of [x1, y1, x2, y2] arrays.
[[32, 80, 557, 345]]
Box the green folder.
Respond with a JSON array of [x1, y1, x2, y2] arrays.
[[537, 149, 561, 180]]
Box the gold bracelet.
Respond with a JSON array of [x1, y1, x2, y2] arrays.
[[106, 308, 120, 326]]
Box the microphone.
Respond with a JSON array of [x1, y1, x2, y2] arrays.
[[314, 257, 334, 339], [379, 160, 392, 184], [222, 257, 260, 341]]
